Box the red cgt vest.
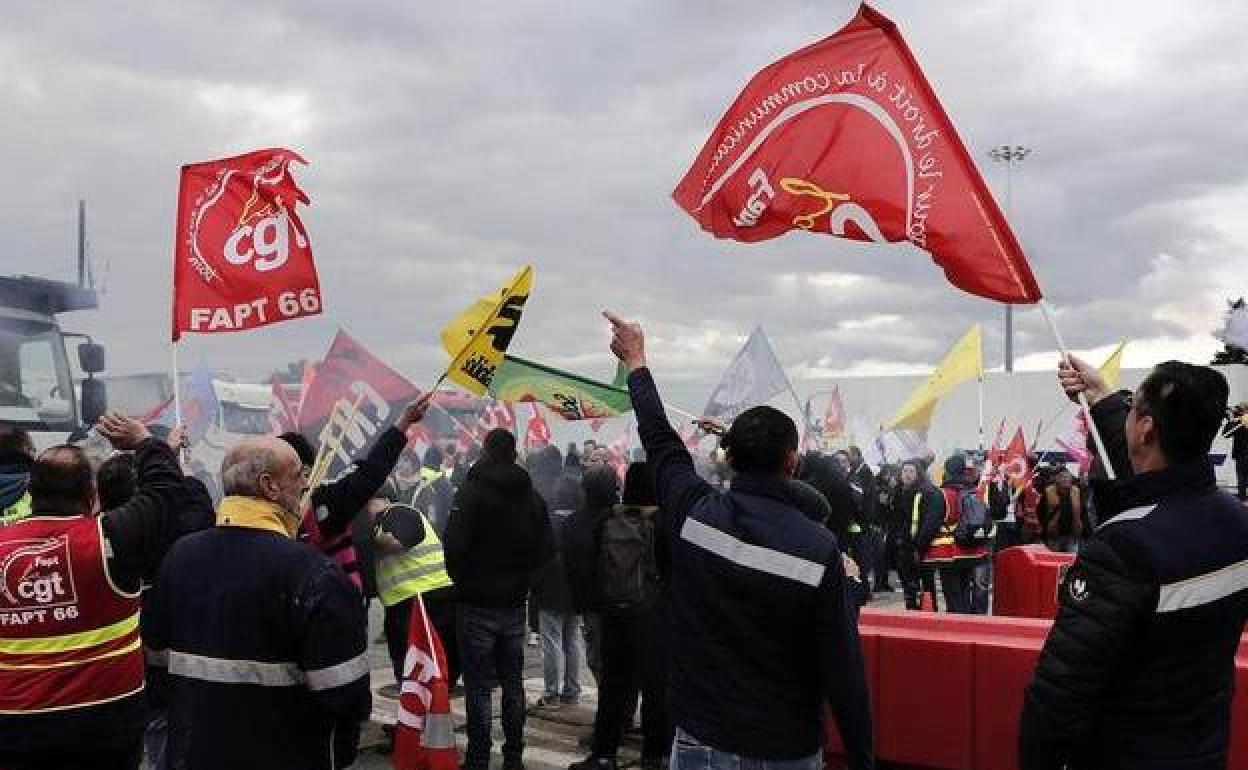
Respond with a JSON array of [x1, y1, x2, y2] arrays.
[[0, 515, 144, 714], [921, 487, 991, 564]]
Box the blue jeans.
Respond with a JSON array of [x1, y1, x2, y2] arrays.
[[670, 728, 820, 770], [539, 610, 583, 699], [458, 604, 527, 767]]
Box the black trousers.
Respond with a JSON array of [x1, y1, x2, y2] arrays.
[[591, 608, 672, 760], [1237, 455, 1248, 500], [873, 526, 898, 588], [897, 544, 938, 610], [939, 564, 977, 614], [1, 737, 142, 770]]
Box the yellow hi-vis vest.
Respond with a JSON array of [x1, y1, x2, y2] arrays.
[[377, 511, 453, 607], [0, 492, 32, 527]]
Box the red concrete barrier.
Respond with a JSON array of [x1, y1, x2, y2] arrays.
[[823, 609, 1248, 770], [992, 545, 1075, 619]]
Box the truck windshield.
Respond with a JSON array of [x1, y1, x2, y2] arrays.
[[0, 321, 77, 430], [220, 402, 270, 435]]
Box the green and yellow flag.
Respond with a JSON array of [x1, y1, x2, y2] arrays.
[[441, 266, 533, 396], [888, 324, 983, 430], [490, 354, 631, 420]]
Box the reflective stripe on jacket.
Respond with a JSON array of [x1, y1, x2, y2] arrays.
[[377, 511, 452, 607], [0, 515, 144, 714]]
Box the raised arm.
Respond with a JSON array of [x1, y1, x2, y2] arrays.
[[605, 311, 713, 529], [310, 393, 432, 534]]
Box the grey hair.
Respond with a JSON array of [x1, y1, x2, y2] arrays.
[[221, 444, 282, 497]]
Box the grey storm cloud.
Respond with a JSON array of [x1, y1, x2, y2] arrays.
[[2, 0, 1246, 399]]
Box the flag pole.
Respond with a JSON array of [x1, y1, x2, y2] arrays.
[[1038, 300, 1117, 481], [171, 342, 183, 426], [977, 373, 985, 452]]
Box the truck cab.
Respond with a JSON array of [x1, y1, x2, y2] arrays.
[[0, 276, 106, 448]]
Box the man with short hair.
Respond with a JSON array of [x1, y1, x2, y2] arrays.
[[0, 424, 34, 526], [145, 426, 400, 769], [603, 312, 873, 770], [0, 414, 187, 770], [445, 428, 554, 770], [1020, 359, 1248, 769]]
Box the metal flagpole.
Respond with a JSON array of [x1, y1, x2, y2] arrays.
[[171, 342, 183, 426], [978, 374, 986, 452], [1038, 300, 1116, 481]]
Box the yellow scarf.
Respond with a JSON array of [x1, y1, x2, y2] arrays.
[[217, 496, 300, 538]]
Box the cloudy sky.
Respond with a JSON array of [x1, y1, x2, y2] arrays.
[[3, 0, 1246, 409]]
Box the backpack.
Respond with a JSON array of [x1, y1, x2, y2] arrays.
[[597, 506, 662, 610], [952, 488, 992, 547]]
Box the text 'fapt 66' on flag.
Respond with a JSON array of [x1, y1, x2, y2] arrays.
[[172, 148, 322, 341], [673, 4, 1041, 305]]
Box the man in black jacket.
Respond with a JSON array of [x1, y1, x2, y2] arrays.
[[1019, 358, 1248, 770], [893, 459, 943, 610], [445, 428, 554, 770], [604, 312, 873, 770], [146, 435, 374, 770]]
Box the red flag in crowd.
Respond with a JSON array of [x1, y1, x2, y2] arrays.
[[1001, 427, 1030, 492], [524, 404, 552, 448], [393, 596, 458, 770], [824, 386, 846, 437], [1055, 410, 1093, 477], [268, 375, 299, 432], [172, 148, 323, 341], [295, 360, 318, 425], [476, 401, 516, 436], [297, 330, 420, 480], [673, 4, 1042, 304]]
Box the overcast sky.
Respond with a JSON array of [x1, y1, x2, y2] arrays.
[[3, 0, 1245, 409]]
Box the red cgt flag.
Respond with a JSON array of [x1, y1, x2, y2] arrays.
[[172, 148, 322, 341], [393, 595, 458, 770], [673, 4, 1041, 305]]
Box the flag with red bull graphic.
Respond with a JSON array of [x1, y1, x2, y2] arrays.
[[673, 4, 1042, 305], [172, 148, 322, 341]]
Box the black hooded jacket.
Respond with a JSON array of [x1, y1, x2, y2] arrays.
[[444, 457, 554, 608], [1019, 391, 1248, 770]]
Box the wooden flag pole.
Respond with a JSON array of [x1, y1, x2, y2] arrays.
[[1038, 300, 1117, 481]]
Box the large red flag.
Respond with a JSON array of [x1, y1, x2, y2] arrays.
[[297, 330, 420, 480], [393, 595, 458, 770], [673, 4, 1041, 304], [172, 148, 322, 340]]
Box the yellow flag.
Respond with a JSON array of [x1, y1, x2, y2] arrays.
[[442, 266, 534, 396], [888, 324, 983, 430], [440, 298, 496, 355], [1099, 341, 1127, 388]]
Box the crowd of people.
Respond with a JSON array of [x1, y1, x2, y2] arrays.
[[1, 313, 1246, 770]]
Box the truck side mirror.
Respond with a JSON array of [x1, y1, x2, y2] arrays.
[[81, 378, 107, 426], [78, 342, 105, 374]]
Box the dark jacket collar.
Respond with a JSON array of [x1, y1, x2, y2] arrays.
[[730, 473, 798, 506], [1092, 458, 1216, 520]]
